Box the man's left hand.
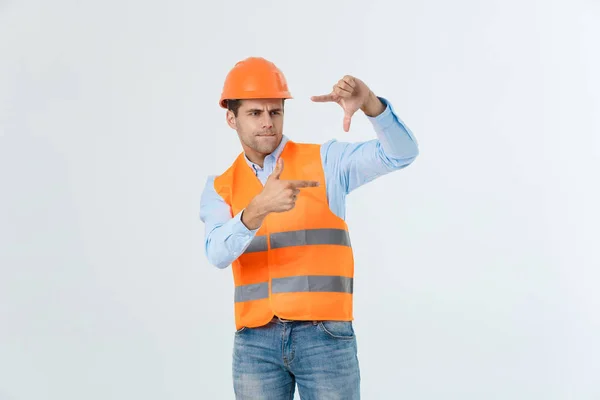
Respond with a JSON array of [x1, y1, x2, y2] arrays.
[[311, 75, 386, 132]]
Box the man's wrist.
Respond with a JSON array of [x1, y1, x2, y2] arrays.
[[361, 91, 386, 117], [241, 196, 269, 230]]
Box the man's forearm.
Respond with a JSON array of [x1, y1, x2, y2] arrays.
[[369, 98, 419, 161], [323, 96, 419, 194], [204, 211, 259, 269], [200, 176, 266, 269]]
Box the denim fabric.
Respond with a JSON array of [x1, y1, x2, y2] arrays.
[[233, 317, 360, 399]]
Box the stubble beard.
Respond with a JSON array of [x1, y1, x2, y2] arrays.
[[244, 132, 281, 156]]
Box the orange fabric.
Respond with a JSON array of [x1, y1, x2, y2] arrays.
[[219, 57, 292, 108], [214, 141, 355, 330]]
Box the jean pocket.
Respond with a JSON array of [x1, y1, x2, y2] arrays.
[[235, 326, 247, 334], [317, 321, 355, 340]]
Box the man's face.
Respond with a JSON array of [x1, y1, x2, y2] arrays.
[[227, 98, 284, 162]]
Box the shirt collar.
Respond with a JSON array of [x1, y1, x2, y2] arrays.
[[244, 135, 289, 172]]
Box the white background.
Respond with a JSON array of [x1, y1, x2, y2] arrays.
[[1, 0, 599, 398]]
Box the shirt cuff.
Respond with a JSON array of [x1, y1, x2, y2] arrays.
[[232, 209, 260, 236], [365, 97, 396, 129], [367, 96, 419, 147]]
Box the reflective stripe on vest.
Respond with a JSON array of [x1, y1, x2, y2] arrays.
[[235, 275, 354, 303], [242, 228, 351, 254]]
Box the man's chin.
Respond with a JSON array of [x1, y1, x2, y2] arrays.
[[255, 136, 280, 152]]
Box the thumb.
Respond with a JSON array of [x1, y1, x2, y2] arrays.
[[343, 110, 355, 132], [270, 157, 284, 179]]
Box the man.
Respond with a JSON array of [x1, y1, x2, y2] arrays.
[[199, 57, 419, 399]]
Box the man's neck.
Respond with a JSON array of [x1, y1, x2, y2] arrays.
[[245, 152, 266, 168]]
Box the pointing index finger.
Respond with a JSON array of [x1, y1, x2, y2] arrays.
[[311, 93, 336, 103], [287, 180, 320, 188]]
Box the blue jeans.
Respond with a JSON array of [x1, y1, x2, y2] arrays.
[[232, 316, 361, 399]]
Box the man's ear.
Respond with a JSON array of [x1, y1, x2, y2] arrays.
[[226, 110, 237, 130]]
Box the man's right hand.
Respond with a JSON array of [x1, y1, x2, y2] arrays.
[[259, 158, 319, 213], [241, 158, 319, 230]]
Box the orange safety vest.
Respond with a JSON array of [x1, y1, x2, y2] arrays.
[[213, 140, 355, 330]]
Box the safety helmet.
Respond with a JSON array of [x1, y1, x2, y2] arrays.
[[219, 57, 292, 108]]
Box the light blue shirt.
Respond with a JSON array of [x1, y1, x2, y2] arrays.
[[199, 97, 419, 269]]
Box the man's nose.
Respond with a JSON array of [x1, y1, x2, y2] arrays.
[[261, 113, 273, 128]]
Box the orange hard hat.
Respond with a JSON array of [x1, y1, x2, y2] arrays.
[[219, 57, 292, 108]]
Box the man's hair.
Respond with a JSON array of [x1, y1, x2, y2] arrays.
[[226, 100, 243, 116], [226, 99, 285, 117]]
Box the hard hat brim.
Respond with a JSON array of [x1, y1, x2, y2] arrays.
[[219, 93, 293, 109]]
